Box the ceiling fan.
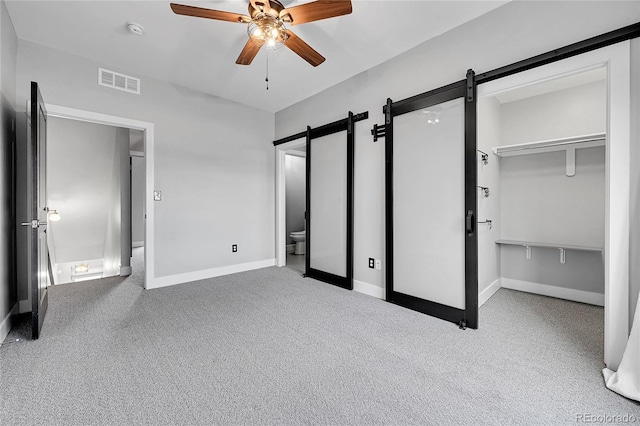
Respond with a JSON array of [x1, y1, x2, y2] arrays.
[[170, 0, 353, 67]]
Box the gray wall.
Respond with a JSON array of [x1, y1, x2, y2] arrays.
[[499, 81, 606, 248], [0, 0, 17, 337], [285, 153, 305, 244], [117, 126, 131, 275], [47, 118, 132, 283], [131, 155, 145, 246], [501, 81, 606, 144], [14, 38, 275, 289], [274, 0, 640, 293], [47, 117, 119, 264]]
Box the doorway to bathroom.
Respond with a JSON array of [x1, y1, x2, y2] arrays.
[[285, 149, 306, 273]]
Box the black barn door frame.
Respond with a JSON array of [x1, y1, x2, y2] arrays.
[[274, 111, 368, 290], [384, 71, 478, 329]]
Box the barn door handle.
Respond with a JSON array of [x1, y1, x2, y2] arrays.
[[21, 220, 46, 229], [466, 210, 475, 236]]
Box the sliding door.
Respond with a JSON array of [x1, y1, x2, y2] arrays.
[[305, 114, 356, 290], [386, 72, 478, 328]]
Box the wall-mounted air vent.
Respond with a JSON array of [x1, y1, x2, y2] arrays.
[[98, 68, 140, 95]]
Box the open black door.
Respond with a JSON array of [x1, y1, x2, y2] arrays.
[[385, 71, 478, 329], [22, 82, 49, 339]]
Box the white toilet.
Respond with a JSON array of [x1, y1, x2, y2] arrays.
[[290, 230, 306, 255]]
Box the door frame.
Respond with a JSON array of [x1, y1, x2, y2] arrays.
[[275, 137, 307, 267], [477, 41, 630, 370], [45, 104, 156, 289]]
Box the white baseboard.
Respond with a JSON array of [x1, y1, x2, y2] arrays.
[[0, 303, 19, 343], [479, 278, 501, 307], [132, 241, 144, 248], [148, 258, 277, 289], [353, 280, 385, 300], [120, 266, 133, 276], [501, 278, 604, 306]]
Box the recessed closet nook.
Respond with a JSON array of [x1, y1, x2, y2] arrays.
[[477, 67, 606, 307]]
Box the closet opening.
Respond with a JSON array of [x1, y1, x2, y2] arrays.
[[477, 64, 608, 357], [478, 65, 606, 305]]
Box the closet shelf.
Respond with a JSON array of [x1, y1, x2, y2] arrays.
[[496, 239, 602, 252], [493, 133, 605, 177]]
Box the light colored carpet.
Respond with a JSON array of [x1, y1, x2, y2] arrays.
[[1, 249, 638, 425]]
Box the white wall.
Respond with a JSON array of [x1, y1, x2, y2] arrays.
[[285, 154, 305, 243], [631, 38, 640, 323], [477, 96, 502, 301], [0, 0, 17, 339], [14, 38, 275, 292], [275, 1, 640, 293]]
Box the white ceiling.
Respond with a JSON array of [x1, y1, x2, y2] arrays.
[[5, 1, 508, 113]]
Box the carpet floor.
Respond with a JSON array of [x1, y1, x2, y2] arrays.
[[1, 250, 638, 425]]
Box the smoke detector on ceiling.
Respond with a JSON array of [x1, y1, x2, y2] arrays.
[[127, 22, 144, 35]]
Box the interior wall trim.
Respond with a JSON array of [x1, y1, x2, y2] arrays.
[[45, 104, 155, 289], [151, 258, 276, 289], [353, 279, 385, 300], [501, 278, 605, 307], [479, 278, 501, 307]]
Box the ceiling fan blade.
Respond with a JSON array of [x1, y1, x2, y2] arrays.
[[170, 3, 250, 23], [236, 39, 264, 65], [280, 0, 352, 26], [284, 30, 325, 67]]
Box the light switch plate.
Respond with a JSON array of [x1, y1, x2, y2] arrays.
[[153, 190, 162, 201]]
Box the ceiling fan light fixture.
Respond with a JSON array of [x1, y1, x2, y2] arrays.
[[247, 13, 287, 50]]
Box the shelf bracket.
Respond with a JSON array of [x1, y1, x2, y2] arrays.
[[477, 149, 489, 165], [559, 248, 566, 264], [526, 246, 532, 260], [478, 219, 493, 229], [477, 185, 490, 198]]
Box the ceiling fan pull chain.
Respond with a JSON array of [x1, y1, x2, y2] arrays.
[[265, 49, 269, 90]]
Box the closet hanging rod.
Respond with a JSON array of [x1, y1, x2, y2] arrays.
[[494, 132, 605, 156]]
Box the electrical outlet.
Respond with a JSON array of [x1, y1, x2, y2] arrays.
[[232, 244, 237, 253], [368, 258, 375, 268], [375, 259, 382, 270]]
